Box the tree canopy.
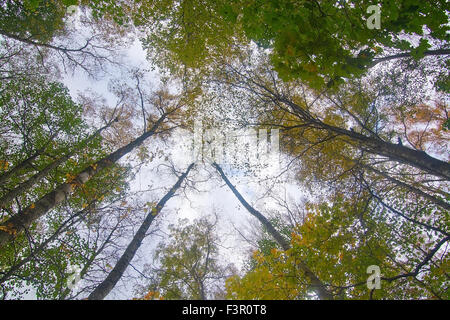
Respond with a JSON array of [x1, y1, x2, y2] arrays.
[[0, 0, 448, 302]]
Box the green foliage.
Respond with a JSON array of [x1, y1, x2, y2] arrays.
[[117, 0, 449, 89], [227, 196, 449, 299], [0, 74, 132, 299], [0, 0, 448, 301], [0, 0, 69, 42], [226, 0, 449, 88], [142, 217, 227, 300], [132, 0, 246, 78]]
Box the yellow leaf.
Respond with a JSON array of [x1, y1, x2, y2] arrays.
[[0, 160, 9, 171], [0, 225, 16, 235]]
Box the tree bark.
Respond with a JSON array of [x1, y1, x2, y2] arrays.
[[87, 163, 194, 300], [279, 97, 450, 180], [0, 122, 113, 209], [0, 114, 168, 248], [212, 163, 334, 300]]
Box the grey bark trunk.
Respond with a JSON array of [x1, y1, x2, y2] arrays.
[[0, 115, 167, 248], [87, 163, 194, 300], [0, 122, 112, 209], [0, 133, 58, 187], [213, 163, 334, 300], [281, 97, 450, 180]]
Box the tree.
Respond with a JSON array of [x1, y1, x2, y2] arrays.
[[0, 75, 188, 248], [0, 143, 132, 299], [213, 162, 333, 300], [210, 55, 450, 180], [137, 216, 230, 300], [87, 163, 194, 300], [0, 0, 134, 79], [122, 0, 450, 90], [134, 0, 245, 79], [0, 109, 173, 247], [226, 195, 449, 299]]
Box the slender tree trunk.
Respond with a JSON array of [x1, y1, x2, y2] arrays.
[[87, 163, 194, 300], [354, 160, 450, 211], [0, 114, 168, 248], [0, 133, 57, 186], [0, 122, 113, 209], [212, 163, 334, 300]]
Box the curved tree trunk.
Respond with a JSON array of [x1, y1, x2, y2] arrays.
[[279, 96, 450, 180]]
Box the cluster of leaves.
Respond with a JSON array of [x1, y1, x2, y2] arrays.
[[229, 0, 449, 86], [137, 218, 230, 300], [0, 0, 72, 42], [227, 195, 449, 299]]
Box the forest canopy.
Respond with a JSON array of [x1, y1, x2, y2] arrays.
[[0, 0, 448, 301]]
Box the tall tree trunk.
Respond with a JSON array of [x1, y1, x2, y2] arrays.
[[212, 163, 334, 300], [87, 163, 195, 300], [0, 114, 168, 248], [0, 122, 113, 209]]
